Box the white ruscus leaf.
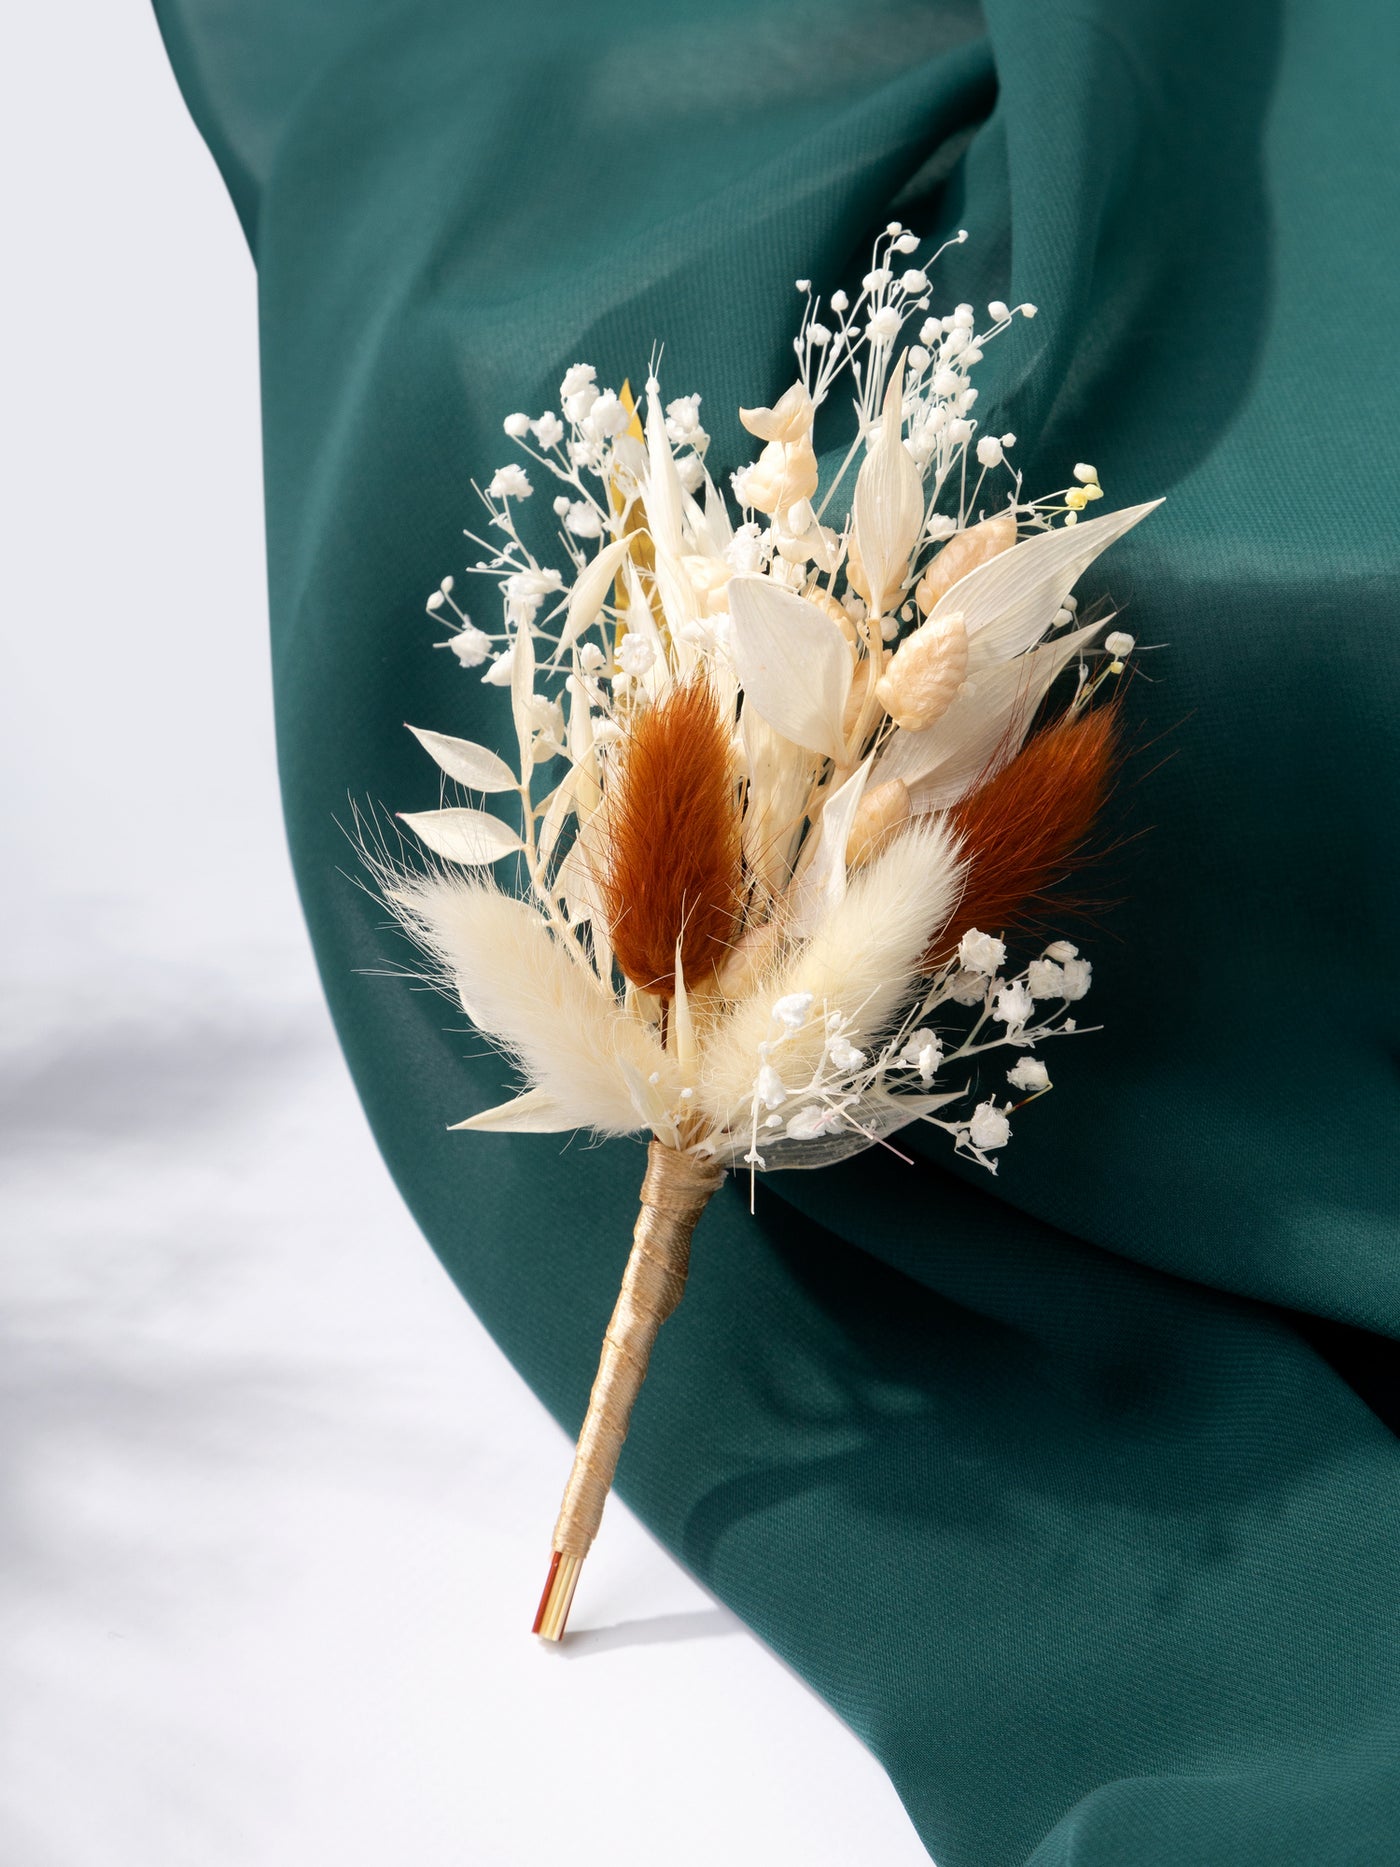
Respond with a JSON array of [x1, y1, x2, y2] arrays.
[[952, 500, 1162, 670], [406, 725, 517, 792], [728, 576, 853, 762], [400, 807, 524, 865]]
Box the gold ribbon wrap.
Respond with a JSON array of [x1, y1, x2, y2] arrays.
[[551, 1140, 724, 1563]]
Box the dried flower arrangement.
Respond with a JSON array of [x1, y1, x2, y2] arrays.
[[369, 225, 1158, 1639]]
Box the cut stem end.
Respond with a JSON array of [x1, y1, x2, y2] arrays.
[[533, 1549, 583, 1642]]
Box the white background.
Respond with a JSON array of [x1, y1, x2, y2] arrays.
[[0, 6, 929, 1861]]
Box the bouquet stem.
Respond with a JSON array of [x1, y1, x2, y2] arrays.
[[533, 1139, 724, 1640]]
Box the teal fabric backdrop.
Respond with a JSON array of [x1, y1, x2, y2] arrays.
[[154, 3, 1400, 1860]]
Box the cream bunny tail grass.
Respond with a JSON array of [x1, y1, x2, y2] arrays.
[[389, 872, 680, 1136], [696, 819, 964, 1134]]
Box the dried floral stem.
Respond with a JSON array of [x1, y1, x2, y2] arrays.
[[533, 1141, 725, 1640]]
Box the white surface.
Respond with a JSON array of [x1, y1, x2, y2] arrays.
[[0, 6, 929, 1862]]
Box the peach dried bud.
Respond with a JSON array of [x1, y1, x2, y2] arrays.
[[845, 778, 912, 870], [805, 588, 860, 648], [874, 610, 969, 731], [914, 512, 1017, 615], [739, 383, 814, 444]]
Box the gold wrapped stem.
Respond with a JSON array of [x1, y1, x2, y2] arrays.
[[533, 1140, 724, 1640]]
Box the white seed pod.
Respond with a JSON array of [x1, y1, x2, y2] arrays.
[[874, 609, 969, 731], [742, 436, 820, 515], [914, 512, 1017, 615], [739, 382, 814, 444], [845, 777, 912, 870], [682, 553, 733, 614]]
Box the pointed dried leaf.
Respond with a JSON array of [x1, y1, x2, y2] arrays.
[[451, 1087, 572, 1134], [557, 534, 633, 655], [555, 834, 603, 927], [951, 500, 1161, 670], [644, 387, 684, 556], [406, 725, 517, 793], [789, 758, 871, 938], [729, 576, 853, 762], [400, 807, 524, 866], [755, 1087, 961, 1170], [877, 621, 1105, 809], [703, 473, 734, 548], [537, 766, 580, 865]]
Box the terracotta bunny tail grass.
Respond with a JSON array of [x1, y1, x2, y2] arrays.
[[928, 698, 1121, 967], [597, 678, 743, 996]]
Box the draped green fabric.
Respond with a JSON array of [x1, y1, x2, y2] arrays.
[[154, 2, 1400, 1859]]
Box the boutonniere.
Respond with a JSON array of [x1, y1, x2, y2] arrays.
[[369, 224, 1157, 1639]]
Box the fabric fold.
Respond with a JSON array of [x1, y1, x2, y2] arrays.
[[153, 1, 1400, 1860]]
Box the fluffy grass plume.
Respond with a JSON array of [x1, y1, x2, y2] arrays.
[[596, 678, 743, 997], [930, 699, 1120, 967]]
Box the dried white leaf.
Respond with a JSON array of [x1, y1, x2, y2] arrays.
[[852, 360, 923, 615], [557, 535, 632, 656], [451, 1087, 572, 1134], [877, 620, 1105, 809], [703, 472, 734, 549], [555, 832, 604, 927], [406, 725, 517, 793], [643, 387, 684, 557], [951, 500, 1161, 671], [754, 1087, 960, 1169], [728, 576, 852, 763], [788, 757, 871, 939], [537, 766, 579, 866], [621, 558, 671, 698], [400, 807, 524, 866]]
